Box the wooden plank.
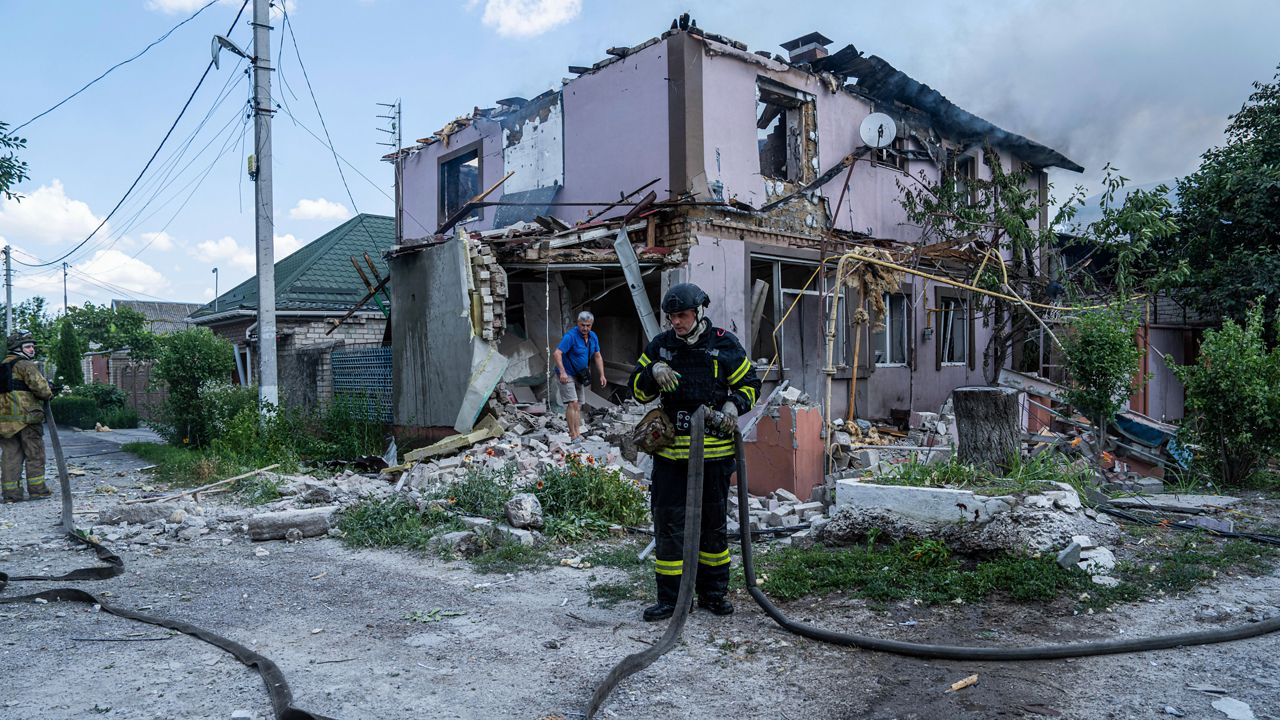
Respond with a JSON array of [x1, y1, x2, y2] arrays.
[[122, 464, 281, 505]]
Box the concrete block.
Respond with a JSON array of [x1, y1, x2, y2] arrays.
[[834, 480, 1013, 525], [774, 488, 800, 503], [792, 501, 824, 516], [852, 449, 879, 469], [1056, 542, 1082, 569]]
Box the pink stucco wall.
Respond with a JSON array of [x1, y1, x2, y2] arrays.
[[557, 41, 671, 218], [401, 118, 506, 239]]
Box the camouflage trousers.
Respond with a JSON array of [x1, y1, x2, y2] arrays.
[[1, 424, 47, 501]]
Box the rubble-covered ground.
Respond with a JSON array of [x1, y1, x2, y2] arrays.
[[3, 428, 1280, 720]]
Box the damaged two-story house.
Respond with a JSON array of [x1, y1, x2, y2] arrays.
[[386, 16, 1082, 449]]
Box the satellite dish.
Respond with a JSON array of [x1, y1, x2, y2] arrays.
[[859, 112, 897, 148]]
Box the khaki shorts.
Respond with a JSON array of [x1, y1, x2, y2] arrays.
[[558, 376, 586, 404]]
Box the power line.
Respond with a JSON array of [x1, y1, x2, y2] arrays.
[[13, 0, 251, 269], [279, 4, 378, 247], [10, 0, 223, 135]]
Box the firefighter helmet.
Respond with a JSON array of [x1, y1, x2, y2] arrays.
[[661, 283, 710, 314]]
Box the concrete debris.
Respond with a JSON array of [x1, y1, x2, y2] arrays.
[[1055, 542, 1082, 570], [505, 493, 544, 529], [1077, 546, 1116, 575], [430, 530, 485, 557], [1109, 494, 1242, 515], [1211, 698, 1256, 720], [246, 507, 339, 542]]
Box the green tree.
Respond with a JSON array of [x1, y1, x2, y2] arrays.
[[63, 302, 158, 360], [153, 327, 235, 446], [1167, 65, 1280, 324], [1171, 301, 1280, 486], [53, 320, 85, 387], [12, 297, 56, 354], [1061, 307, 1144, 478], [0, 121, 29, 201]]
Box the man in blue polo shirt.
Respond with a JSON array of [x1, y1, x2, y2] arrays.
[[553, 311, 607, 441]]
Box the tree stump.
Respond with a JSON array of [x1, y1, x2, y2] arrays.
[[953, 386, 1020, 472]]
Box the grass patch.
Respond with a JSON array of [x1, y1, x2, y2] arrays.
[[749, 540, 1099, 606], [427, 464, 517, 518], [470, 542, 551, 574], [874, 453, 1092, 498], [582, 538, 653, 606], [336, 497, 458, 552], [1116, 531, 1278, 595], [748, 530, 1279, 611], [123, 442, 239, 487]]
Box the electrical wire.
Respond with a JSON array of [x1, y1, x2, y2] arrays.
[[279, 4, 379, 250], [13, 0, 251, 270], [9, 0, 222, 135]]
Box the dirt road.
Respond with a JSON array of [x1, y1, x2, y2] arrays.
[[2, 430, 1278, 719]]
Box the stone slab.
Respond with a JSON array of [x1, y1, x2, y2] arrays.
[[834, 480, 1013, 525], [1109, 494, 1241, 514]]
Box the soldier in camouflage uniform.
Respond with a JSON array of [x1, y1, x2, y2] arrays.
[[0, 330, 53, 503]]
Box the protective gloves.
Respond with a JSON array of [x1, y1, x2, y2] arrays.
[[712, 401, 739, 435], [650, 361, 681, 393]]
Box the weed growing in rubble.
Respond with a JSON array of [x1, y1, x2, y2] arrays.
[[876, 453, 1091, 497], [471, 543, 551, 574], [1116, 532, 1278, 595], [337, 497, 458, 551], [427, 464, 518, 518], [534, 455, 648, 540], [234, 474, 282, 506]]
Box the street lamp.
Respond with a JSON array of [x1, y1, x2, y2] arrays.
[[212, 267, 219, 312]]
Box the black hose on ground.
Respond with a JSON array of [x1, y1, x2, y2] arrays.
[[0, 404, 335, 720], [585, 407, 709, 719], [734, 434, 1280, 661]]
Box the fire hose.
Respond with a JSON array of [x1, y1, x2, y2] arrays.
[[585, 397, 1280, 717], [0, 402, 334, 720]]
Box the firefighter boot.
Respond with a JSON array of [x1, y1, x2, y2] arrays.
[[697, 595, 734, 616], [27, 475, 51, 499], [643, 572, 682, 622]]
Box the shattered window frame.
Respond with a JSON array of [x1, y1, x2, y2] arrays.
[[946, 151, 979, 204], [439, 143, 483, 224], [935, 287, 973, 369], [872, 291, 911, 366], [756, 78, 814, 183]]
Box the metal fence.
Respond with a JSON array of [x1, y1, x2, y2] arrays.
[[331, 346, 393, 423]]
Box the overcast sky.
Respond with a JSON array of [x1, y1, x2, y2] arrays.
[[2, 0, 1276, 309]]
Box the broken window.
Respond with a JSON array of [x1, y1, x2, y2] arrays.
[[935, 288, 973, 368], [946, 152, 978, 203], [871, 292, 910, 366], [439, 146, 481, 223], [757, 79, 813, 182], [872, 136, 908, 172]]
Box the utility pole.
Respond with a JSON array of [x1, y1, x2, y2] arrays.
[[4, 245, 11, 335], [62, 262, 68, 313], [251, 0, 278, 408], [212, 267, 219, 313]]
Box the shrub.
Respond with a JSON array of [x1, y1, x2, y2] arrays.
[[152, 328, 236, 446], [534, 455, 648, 539], [100, 406, 140, 429], [71, 382, 126, 409], [1171, 302, 1280, 485], [50, 396, 98, 429]]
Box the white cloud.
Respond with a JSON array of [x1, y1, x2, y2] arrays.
[[289, 198, 350, 221], [139, 231, 176, 252], [78, 250, 170, 293], [0, 180, 105, 249], [192, 233, 307, 275], [194, 235, 256, 274], [479, 0, 581, 38], [275, 233, 304, 258], [13, 249, 169, 307]]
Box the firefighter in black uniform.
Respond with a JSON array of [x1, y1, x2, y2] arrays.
[[629, 283, 761, 621]]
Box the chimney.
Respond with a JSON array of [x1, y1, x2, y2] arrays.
[[780, 31, 833, 65]]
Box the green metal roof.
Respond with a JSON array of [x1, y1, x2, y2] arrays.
[[191, 214, 393, 321]]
